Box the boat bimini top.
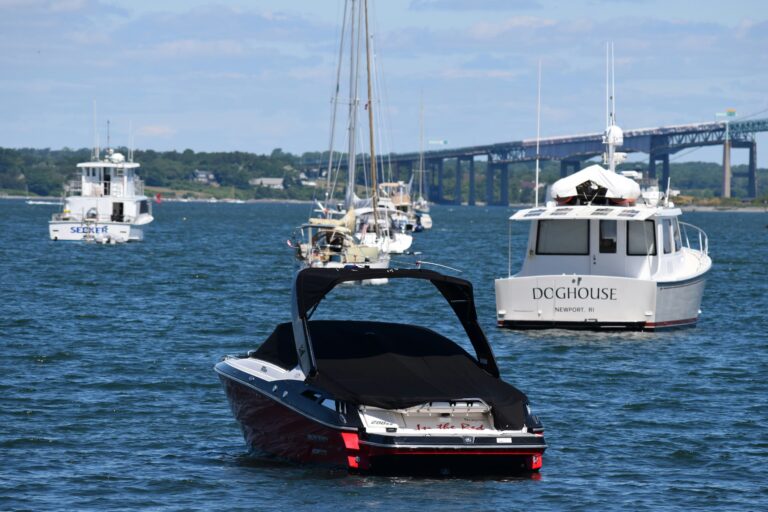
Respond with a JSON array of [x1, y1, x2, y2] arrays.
[[290, 267, 499, 378]]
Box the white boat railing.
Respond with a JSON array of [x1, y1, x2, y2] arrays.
[[51, 212, 135, 223], [63, 178, 144, 197], [679, 221, 708, 255]]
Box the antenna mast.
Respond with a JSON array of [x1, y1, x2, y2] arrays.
[[92, 100, 100, 161], [534, 59, 542, 207], [603, 42, 622, 173], [129, 120, 134, 162]]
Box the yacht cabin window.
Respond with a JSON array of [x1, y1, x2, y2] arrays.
[[599, 220, 618, 253], [536, 220, 589, 255], [627, 220, 656, 256], [662, 218, 672, 254], [673, 219, 682, 251]]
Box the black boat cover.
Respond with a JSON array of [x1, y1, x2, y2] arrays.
[[252, 320, 528, 430]]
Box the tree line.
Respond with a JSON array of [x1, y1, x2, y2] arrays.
[[0, 146, 764, 202]]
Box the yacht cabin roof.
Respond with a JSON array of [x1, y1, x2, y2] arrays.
[[77, 162, 140, 169], [509, 204, 681, 222]]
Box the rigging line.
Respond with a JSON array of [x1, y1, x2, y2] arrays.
[[368, 3, 394, 184], [669, 145, 704, 162], [323, 0, 349, 211], [738, 106, 768, 120]]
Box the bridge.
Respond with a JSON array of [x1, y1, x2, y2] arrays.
[[304, 118, 767, 204]]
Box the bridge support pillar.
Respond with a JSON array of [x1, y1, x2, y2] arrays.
[[560, 159, 580, 177], [425, 160, 435, 202], [722, 140, 732, 198], [749, 140, 758, 198], [648, 153, 670, 186], [437, 159, 444, 203], [486, 162, 494, 205], [500, 163, 509, 206], [468, 158, 476, 206], [454, 157, 463, 205]]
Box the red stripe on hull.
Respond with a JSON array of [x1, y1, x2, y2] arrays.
[[645, 317, 698, 329]]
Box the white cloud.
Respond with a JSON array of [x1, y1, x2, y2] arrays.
[[148, 39, 247, 59], [468, 16, 556, 40], [137, 125, 175, 137], [49, 0, 86, 12]]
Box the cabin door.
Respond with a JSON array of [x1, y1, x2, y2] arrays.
[[590, 219, 625, 276], [111, 202, 124, 222]]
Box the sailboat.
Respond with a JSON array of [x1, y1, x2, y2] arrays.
[[290, 0, 389, 278], [412, 96, 433, 230], [340, 5, 414, 255]]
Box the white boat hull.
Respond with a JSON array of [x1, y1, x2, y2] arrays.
[[494, 273, 707, 330], [417, 213, 433, 230], [298, 257, 391, 285], [49, 221, 144, 242]]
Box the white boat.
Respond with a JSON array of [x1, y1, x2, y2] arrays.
[[412, 97, 432, 230], [494, 45, 711, 330], [49, 148, 153, 243], [291, 209, 390, 285], [215, 267, 547, 475], [26, 199, 62, 206], [353, 201, 413, 254]]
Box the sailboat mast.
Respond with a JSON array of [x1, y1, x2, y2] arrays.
[[345, 0, 359, 209], [363, 0, 380, 234], [418, 92, 425, 199]]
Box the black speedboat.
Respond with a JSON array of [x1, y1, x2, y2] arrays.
[[215, 267, 546, 474]]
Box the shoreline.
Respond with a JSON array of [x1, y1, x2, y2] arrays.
[[0, 195, 314, 205], [3, 194, 766, 211]]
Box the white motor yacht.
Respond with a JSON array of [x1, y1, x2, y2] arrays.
[[49, 148, 153, 242], [495, 47, 710, 330], [494, 165, 711, 330]]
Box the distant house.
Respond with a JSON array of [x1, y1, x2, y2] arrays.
[[249, 177, 284, 190], [299, 172, 318, 188], [193, 169, 217, 185]]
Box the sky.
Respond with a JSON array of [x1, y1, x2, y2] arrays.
[[1, 0, 767, 166]]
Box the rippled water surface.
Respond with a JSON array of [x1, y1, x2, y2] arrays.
[[2, 200, 767, 511]]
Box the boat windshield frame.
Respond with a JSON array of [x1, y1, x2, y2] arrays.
[[290, 267, 500, 379]]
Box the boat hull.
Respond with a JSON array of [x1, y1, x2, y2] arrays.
[[495, 273, 707, 331], [49, 220, 144, 242], [216, 364, 545, 474]]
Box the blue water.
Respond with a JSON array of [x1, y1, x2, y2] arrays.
[[2, 200, 767, 511]]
